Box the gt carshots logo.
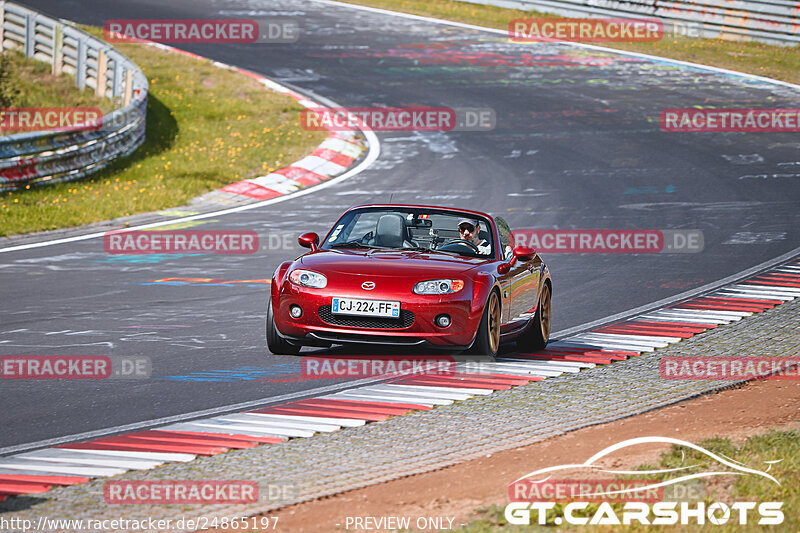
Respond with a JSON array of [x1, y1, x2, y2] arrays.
[[103, 230, 258, 254], [504, 437, 784, 526]]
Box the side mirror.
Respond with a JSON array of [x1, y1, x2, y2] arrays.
[[513, 245, 535, 262], [497, 246, 535, 275], [298, 232, 319, 251]]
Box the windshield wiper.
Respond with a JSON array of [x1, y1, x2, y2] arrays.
[[330, 241, 380, 249]]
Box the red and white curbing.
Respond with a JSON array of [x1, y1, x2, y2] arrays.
[[147, 44, 366, 206], [1, 259, 799, 500]]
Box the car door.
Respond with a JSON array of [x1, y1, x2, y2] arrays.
[[496, 216, 540, 330]]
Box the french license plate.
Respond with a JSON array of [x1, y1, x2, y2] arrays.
[[331, 297, 401, 318]]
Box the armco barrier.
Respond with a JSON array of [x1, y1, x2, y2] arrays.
[[458, 0, 800, 45], [0, 1, 148, 192]]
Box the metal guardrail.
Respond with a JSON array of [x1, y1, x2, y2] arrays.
[[458, 0, 800, 45], [0, 1, 148, 192]]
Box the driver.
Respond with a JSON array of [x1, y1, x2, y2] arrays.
[[458, 217, 491, 255]]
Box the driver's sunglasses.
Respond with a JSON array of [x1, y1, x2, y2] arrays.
[[459, 224, 475, 233]]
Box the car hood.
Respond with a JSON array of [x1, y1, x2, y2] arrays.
[[299, 249, 487, 278]]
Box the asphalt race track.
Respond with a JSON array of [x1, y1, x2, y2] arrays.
[[3, 0, 800, 451]]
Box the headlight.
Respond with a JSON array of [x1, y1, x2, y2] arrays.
[[289, 269, 327, 288], [413, 279, 464, 295]]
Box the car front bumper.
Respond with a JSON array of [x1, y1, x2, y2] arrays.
[[273, 282, 483, 349]]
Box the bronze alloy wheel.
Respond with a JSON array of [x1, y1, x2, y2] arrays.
[[488, 291, 501, 353], [539, 283, 551, 341]]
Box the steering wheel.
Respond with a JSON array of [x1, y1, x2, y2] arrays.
[[440, 238, 480, 253]]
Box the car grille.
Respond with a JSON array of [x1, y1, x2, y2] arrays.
[[318, 306, 415, 329]]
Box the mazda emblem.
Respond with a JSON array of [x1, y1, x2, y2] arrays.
[[361, 281, 376, 290]]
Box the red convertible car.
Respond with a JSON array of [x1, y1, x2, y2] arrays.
[[266, 205, 551, 356]]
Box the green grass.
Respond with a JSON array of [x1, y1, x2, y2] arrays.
[[0, 26, 327, 237], [452, 430, 799, 532], [0, 49, 114, 112], [337, 0, 800, 85]]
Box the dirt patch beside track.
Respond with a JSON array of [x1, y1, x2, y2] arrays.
[[243, 379, 800, 532]]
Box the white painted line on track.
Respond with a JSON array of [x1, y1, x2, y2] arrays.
[[718, 289, 794, 300], [344, 387, 467, 402], [380, 383, 494, 395], [178, 421, 313, 438], [52, 449, 195, 462], [217, 414, 341, 432], [708, 291, 787, 300], [648, 310, 739, 321], [14, 453, 162, 470], [497, 357, 595, 369], [670, 308, 753, 317], [479, 362, 564, 377], [366, 384, 476, 400], [324, 391, 449, 405], [153, 422, 287, 439], [637, 314, 728, 325], [576, 332, 680, 344], [734, 285, 800, 295], [488, 360, 580, 373], [244, 413, 366, 427], [559, 338, 657, 351], [0, 460, 126, 477], [202, 418, 320, 437]]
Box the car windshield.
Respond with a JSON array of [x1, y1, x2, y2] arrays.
[[321, 207, 494, 257]]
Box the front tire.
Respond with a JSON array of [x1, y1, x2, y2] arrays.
[[517, 282, 551, 352], [469, 290, 501, 357], [266, 298, 300, 355]]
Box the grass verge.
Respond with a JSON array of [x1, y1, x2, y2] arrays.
[[0, 50, 114, 112], [336, 0, 800, 85], [452, 430, 798, 532], [0, 27, 327, 237]]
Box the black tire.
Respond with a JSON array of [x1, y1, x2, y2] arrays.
[[468, 290, 501, 357], [517, 282, 551, 352], [266, 298, 300, 355]]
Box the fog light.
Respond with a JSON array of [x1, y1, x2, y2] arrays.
[[290, 305, 303, 318], [435, 314, 451, 328]]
